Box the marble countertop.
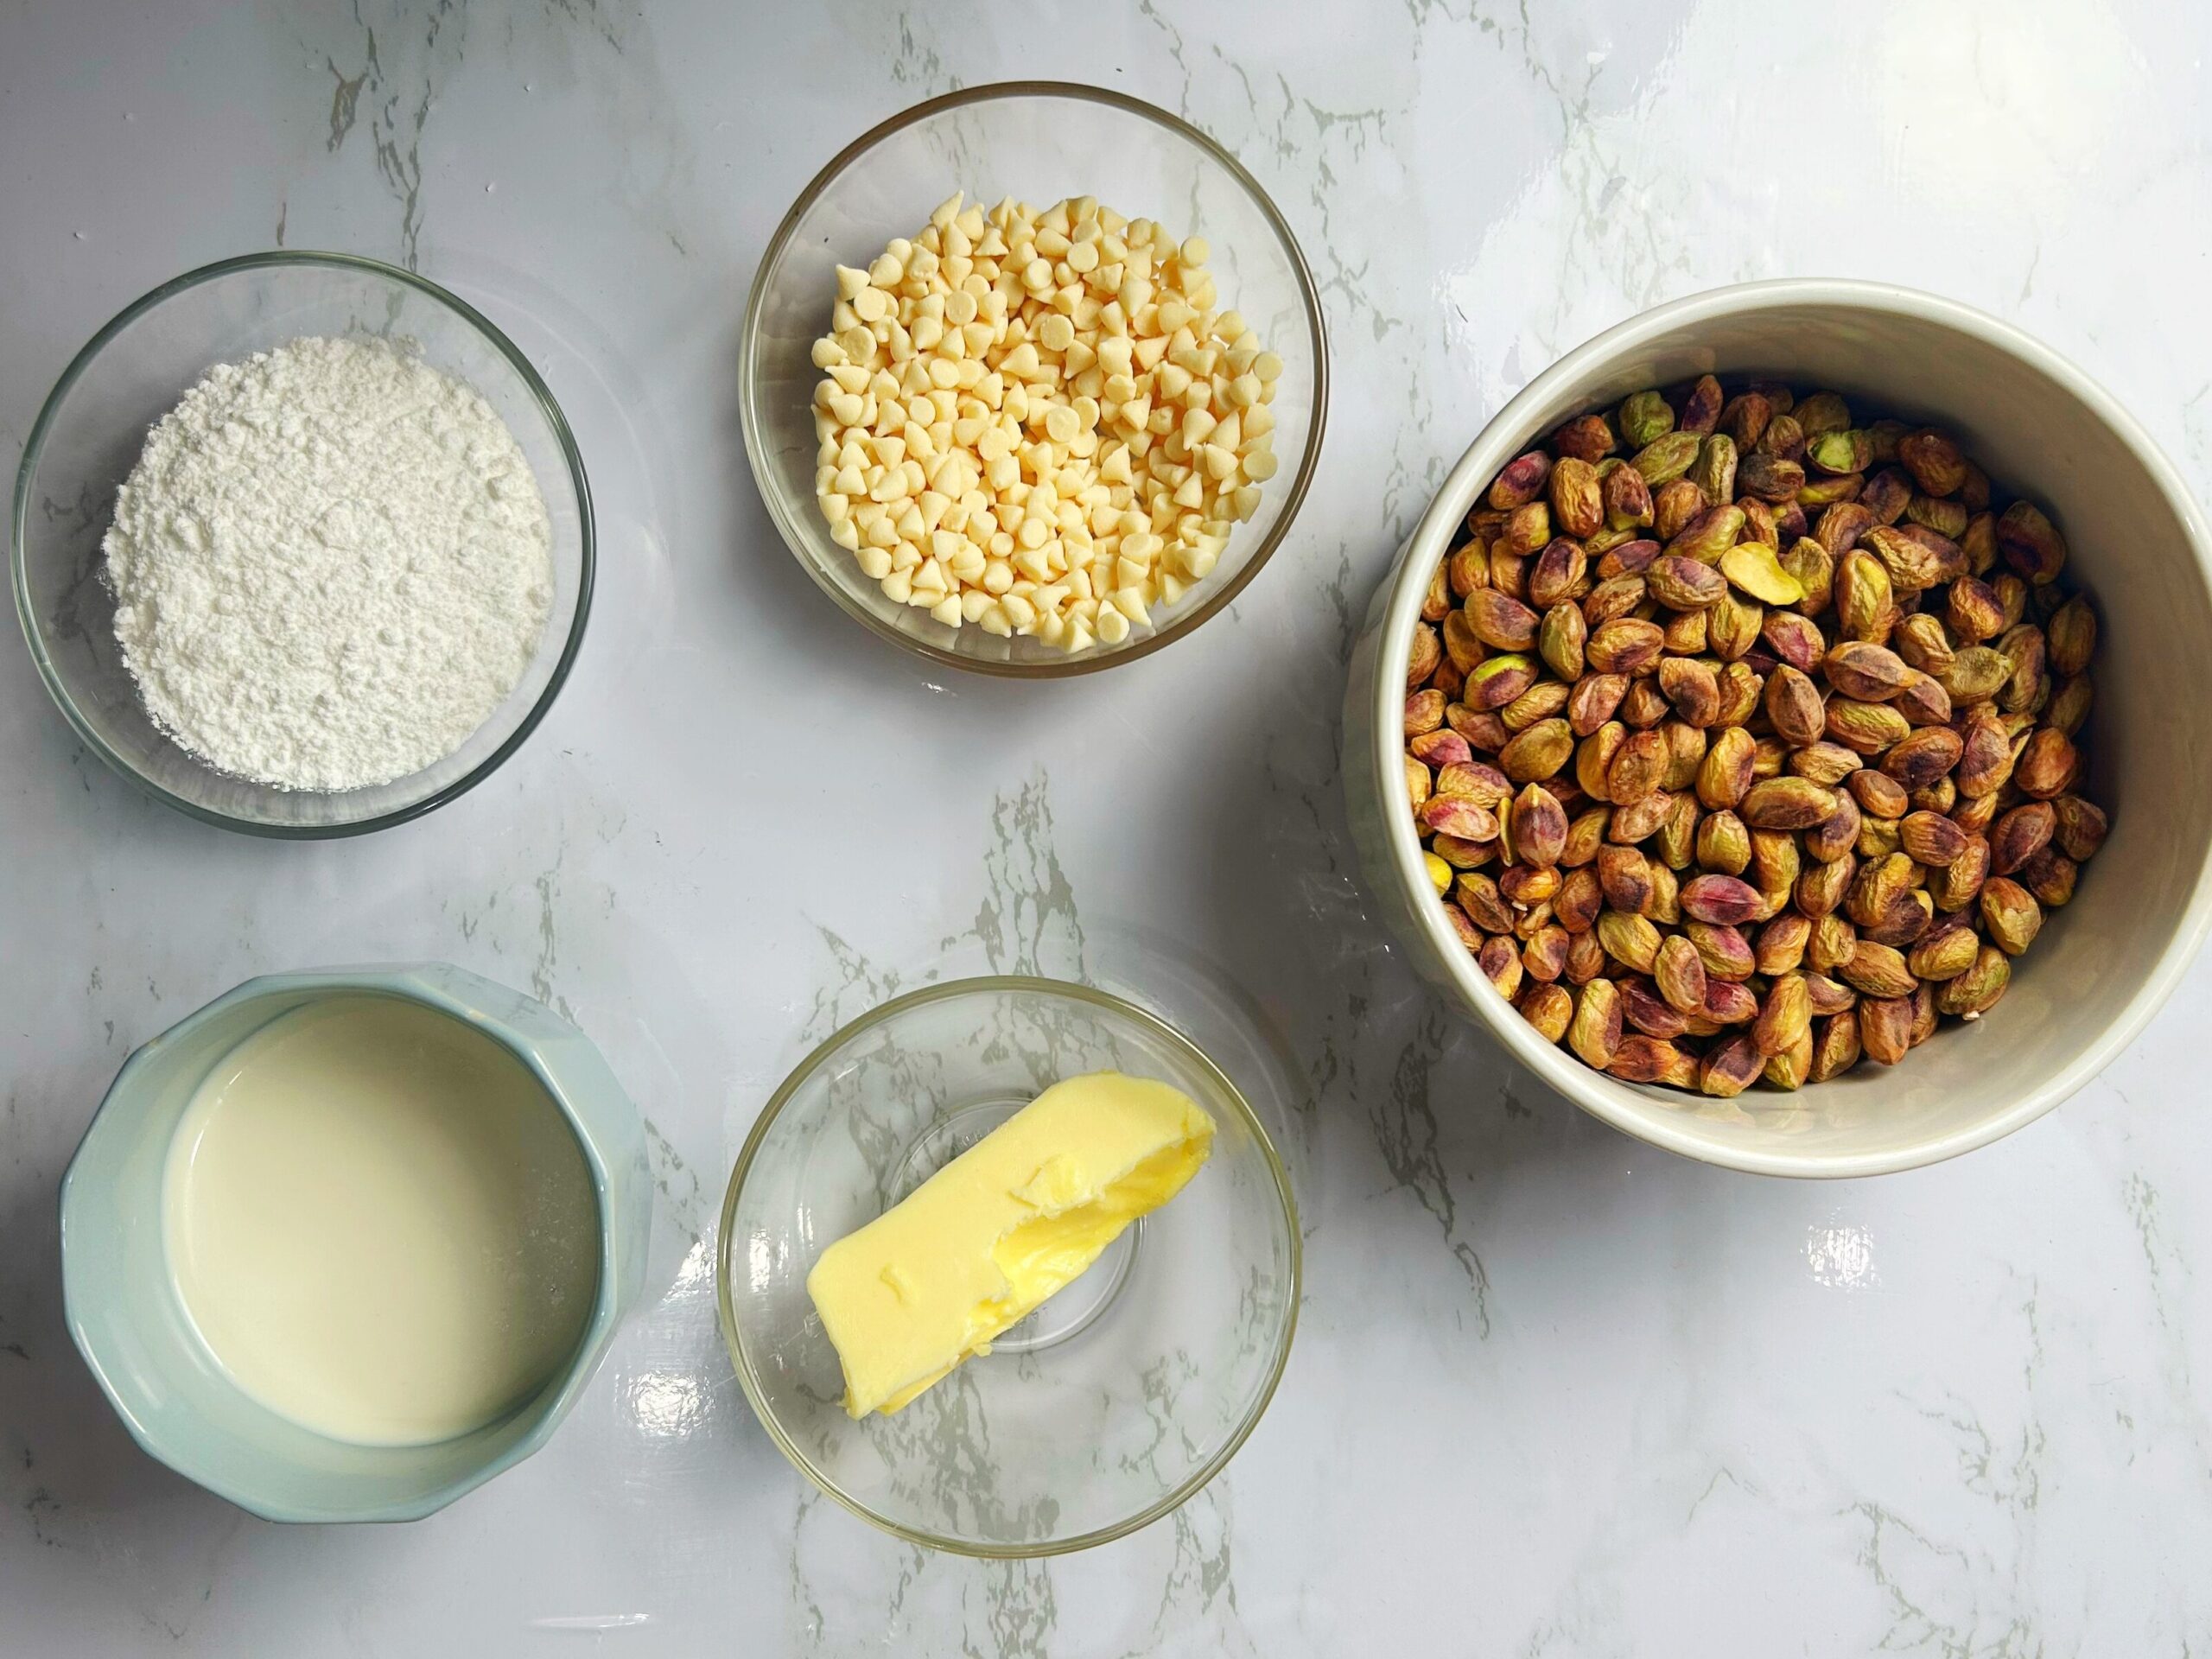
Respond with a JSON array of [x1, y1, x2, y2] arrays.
[[4, 1, 2209, 1651]]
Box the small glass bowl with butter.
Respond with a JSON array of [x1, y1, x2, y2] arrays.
[[716, 976, 1300, 1556]]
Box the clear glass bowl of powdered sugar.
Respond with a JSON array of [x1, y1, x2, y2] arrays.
[[11, 252, 593, 836]]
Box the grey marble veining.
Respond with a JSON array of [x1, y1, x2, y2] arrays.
[[3, 0, 2210, 1651]]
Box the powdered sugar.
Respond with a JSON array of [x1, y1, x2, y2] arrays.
[[103, 335, 554, 791]]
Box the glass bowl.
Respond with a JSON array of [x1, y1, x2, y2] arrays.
[[740, 82, 1328, 676], [11, 251, 594, 836], [716, 976, 1300, 1556]]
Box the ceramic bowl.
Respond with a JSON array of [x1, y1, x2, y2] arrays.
[[59, 963, 651, 1522], [716, 976, 1300, 1555], [12, 251, 594, 836], [1345, 279, 2212, 1177], [740, 81, 1328, 676]]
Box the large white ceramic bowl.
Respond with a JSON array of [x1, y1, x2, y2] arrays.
[[1344, 280, 2212, 1177]]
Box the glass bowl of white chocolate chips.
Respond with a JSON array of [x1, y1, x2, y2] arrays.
[[715, 977, 1300, 1555], [740, 82, 1328, 674]]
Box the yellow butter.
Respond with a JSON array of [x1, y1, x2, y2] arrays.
[[805, 1071, 1216, 1417]]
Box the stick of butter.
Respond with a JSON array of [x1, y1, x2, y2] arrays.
[[805, 1071, 1216, 1418]]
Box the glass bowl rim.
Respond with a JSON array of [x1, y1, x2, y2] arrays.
[[714, 971, 1303, 1557], [10, 248, 597, 840], [737, 79, 1332, 678]]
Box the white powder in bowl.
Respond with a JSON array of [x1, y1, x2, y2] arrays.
[[103, 335, 555, 792]]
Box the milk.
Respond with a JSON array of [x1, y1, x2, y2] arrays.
[[162, 995, 601, 1446]]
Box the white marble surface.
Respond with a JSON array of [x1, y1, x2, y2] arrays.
[[3, 0, 2209, 1650]]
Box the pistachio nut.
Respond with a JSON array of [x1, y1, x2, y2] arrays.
[[1657, 658, 1722, 728], [1632, 430, 1703, 486], [1823, 640, 1912, 702], [1739, 776, 1839, 830], [1789, 741, 1864, 788], [1908, 918, 1981, 982], [2014, 727, 2078, 799], [1405, 754, 1433, 810], [1720, 391, 1775, 448], [2045, 672, 2093, 737], [1586, 618, 1667, 676], [1832, 938, 1910, 1000], [1652, 479, 1706, 543], [1898, 810, 1967, 867], [1608, 787, 1678, 844], [1551, 412, 1618, 463], [1522, 925, 1571, 982], [1755, 911, 1813, 976], [1466, 588, 1541, 652], [1929, 836, 1991, 912], [1613, 1034, 1700, 1089], [1488, 451, 1553, 510], [2052, 794, 2108, 862], [1806, 909, 1858, 971], [1998, 499, 2067, 583], [1796, 473, 1864, 512], [1905, 493, 1970, 540], [1688, 434, 1738, 504], [1891, 613, 1956, 676], [2017, 846, 2079, 909], [1878, 726, 1964, 791], [1620, 678, 1672, 729], [1501, 680, 1573, 733], [1859, 995, 1914, 1065], [1713, 540, 1801, 606], [1715, 660, 1764, 726], [1408, 728, 1474, 772], [1596, 910, 1663, 976], [1808, 1011, 1863, 1081], [1500, 717, 1575, 783], [1806, 428, 1873, 477], [1825, 697, 1913, 755], [1677, 374, 1724, 435], [1519, 982, 1574, 1044], [1760, 610, 1826, 673], [1989, 800, 2056, 875], [1750, 972, 1812, 1056], [1620, 978, 1687, 1039], [1607, 728, 1670, 804], [1860, 524, 1948, 593], [1652, 932, 1708, 1014], [1935, 945, 2011, 1017], [1803, 791, 1863, 863], [1859, 467, 1914, 525], [1555, 856, 1605, 921], [1834, 550, 1893, 643], [1646, 554, 1729, 610], [1696, 808, 1752, 874], [1680, 873, 1764, 925], [1895, 428, 1967, 497], [1756, 411, 1806, 461], [1562, 975, 1622, 1065], [1699, 1033, 1764, 1098], [1666, 503, 1748, 564], [1980, 876, 2043, 956], [1618, 390, 1676, 448], [1737, 451, 1805, 503], [1683, 921, 1757, 983], [1894, 672, 1953, 728]]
